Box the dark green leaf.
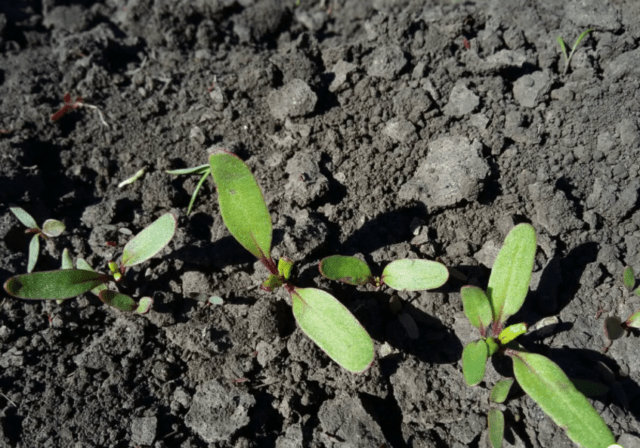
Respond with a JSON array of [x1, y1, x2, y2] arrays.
[[462, 339, 488, 386], [99, 290, 137, 312], [4, 269, 108, 300]]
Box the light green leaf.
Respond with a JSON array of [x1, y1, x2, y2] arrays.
[[61, 248, 73, 270], [27, 234, 39, 273], [261, 274, 283, 291], [488, 408, 505, 448], [498, 322, 527, 345], [623, 266, 635, 292], [488, 224, 537, 328], [42, 219, 65, 237], [9, 206, 38, 229], [626, 310, 640, 329], [186, 171, 210, 216], [462, 339, 488, 386], [291, 287, 374, 373], [208, 296, 224, 305], [486, 337, 499, 356], [118, 167, 146, 188], [76, 259, 108, 296], [510, 351, 616, 448], [4, 269, 108, 300], [136, 297, 153, 314], [122, 213, 177, 267], [556, 36, 568, 61], [604, 316, 625, 340], [319, 255, 372, 285], [572, 29, 594, 55], [382, 259, 448, 291], [461, 286, 493, 333], [166, 164, 210, 175], [209, 150, 272, 260], [99, 290, 137, 311], [278, 257, 294, 281], [490, 378, 515, 403]]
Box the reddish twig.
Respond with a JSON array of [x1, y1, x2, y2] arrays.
[[51, 93, 83, 121], [463, 38, 470, 50]]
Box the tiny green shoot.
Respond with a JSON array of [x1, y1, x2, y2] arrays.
[[118, 167, 146, 188], [166, 163, 210, 215], [557, 29, 593, 76], [9, 206, 65, 273]]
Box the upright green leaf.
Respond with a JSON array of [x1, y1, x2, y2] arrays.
[[166, 164, 210, 175], [278, 257, 294, 281], [122, 213, 177, 267], [319, 255, 372, 285], [76, 259, 108, 296], [626, 310, 640, 329], [462, 339, 488, 386], [382, 259, 448, 291], [61, 248, 73, 270], [291, 287, 374, 373], [9, 206, 38, 229], [556, 36, 568, 61], [27, 234, 39, 273], [509, 351, 616, 448], [461, 286, 493, 333], [622, 266, 635, 292], [186, 172, 210, 215], [488, 408, 505, 448], [99, 290, 137, 312], [209, 150, 272, 260], [490, 378, 515, 403], [4, 270, 108, 300], [42, 219, 65, 237], [571, 29, 593, 55], [488, 224, 537, 327]]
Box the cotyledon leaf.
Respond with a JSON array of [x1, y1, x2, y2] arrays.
[[122, 213, 177, 268], [510, 351, 616, 448], [209, 149, 272, 260], [27, 234, 39, 273], [382, 259, 448, 291], [99, 290, 137, 312], [291, 287, 374, 373], [626, 310, 640, 329], [462, 339, 489, 386], [9, 206, 38, 229], [490, 378, 515, 403], [4, 269, 108, 300], [487, 224, 537, 327], [488, 408, 505, 448], [319, 255, 372, 285], [460, 286, 493, 333]]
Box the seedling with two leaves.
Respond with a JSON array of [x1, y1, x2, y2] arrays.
[[166, 164, 210, 215], [557, 29, 593, 76], [208, 149, 374, 373], [602, 266, 640, 351], [3, 213, 176, 314], [9, 206, 65, 273], [461, 224, 616, 448]]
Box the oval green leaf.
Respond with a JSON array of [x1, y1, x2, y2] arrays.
[[135, 297, 153, 314], [490, 378, 515, 403], [27, 234, 39, 273], [498, 322, 527, 345], [9, 206, 38, 229], [509, 351, 616, 448], [4, 269, 108, 300], [61, 248, 73, 270], [461, 286, 493, 333], [488, 408, 505, 448], [381, 259, 448, 291], [99, 290, 137, 312], [488, 224, 537, 327], [604, 316, 625, 340], [462, 339, 488, 386], [291, 287, 374, 373], [209, 150, 272, 260], [42, 219, 65, 237], [622, 266, 635, 292], [319, 255, 372, 285], [626, 310, 640, 329], [76, 259, 108, 296], [122, 213, 177, 268]]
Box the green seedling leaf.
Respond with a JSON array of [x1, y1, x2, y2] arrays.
[[488, 224, 537, 328], [4, 269, 108, 300], [604, 316, 625, 341], [122, 213, 177, 268], [491, 378, 515, 403], [118, 167, 145, 188], [76, 259, 108, 296], [186, 171, 210, 215], [42, 219, 65, 237], [572, 29, 594, 55], [623, 266, 635, 292], [498, 322, 527, 345], [136, 297, 153, 314], [291, 287, 374, 373], [488, 408, 505, 448], [486, 337, 499, 356], [261, 274, 283, 291], [9, 206, 38, 229], [626, 310, 640, 329], [556, 36, 568, 61], [208, 296, 224, 305], [319, 255, 372, 285], [278, 257, 294, 281], [166, 164, 210, 175], [462, 339, 489, 386], [27, 234, 39, 273], [509, 351, 616, 448], [209, 150, 272, 260], [382, 259, 449, 291], [571, 379, 609, 397], [61, 248, 73, 270], [99, 290, 137, 312], [461, 286, 493, 334], [398, 312, 419, 339]]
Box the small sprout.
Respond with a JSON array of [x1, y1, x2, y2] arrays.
[[498, 322, 527, 345], [604, 316, 625, 341], [167, 164, 211, 215], [490, 378, 515, 403], [277, 257, 294, 281], [108, 261, 122, 282], [42, 219, 65, 237], [121, 213, 177, 268], [557, 29, 594, 76], [622, 266, 635, 292], [51, 93, 83, 121], [462, 339, 489, 386], [488, 408, 505, 448], [118, 167, 146, 188], [398, 312, 419, 339], [319, 255, 373, 285], [9, 206, 65, 273], [136, 297, 153, 314]]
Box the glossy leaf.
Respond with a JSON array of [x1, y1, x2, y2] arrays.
[[462, 339, 488, 386], [27, 234, 39, 273], [509, 351, 616, 448], [319, 255, 372, 285], [461, 286, 493, 333], [626, 310, 640, 329], [498, 323, 527, 345], [488, 408, 505, 448], [291, 287, 374, 373], [9, 206, 38, 229], [4, 269, 108, 300], [166, 164, 210, 175], [491, 378, 514, 403], [382, 259, 449, 291], [604, 316, 625, 341], [278, 257, 294, 281], [122, 213, 177, 267], [76, 259, 108, 296], [42, 219, 65, 237], [136, 297, 153, 314], [487, 224, 537, 327], [99, 290, 137, 312], [623, 266, 635, 292], [209, 150, 272, 260], [61, 248, 73, 270]]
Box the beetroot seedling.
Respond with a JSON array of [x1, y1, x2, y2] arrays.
[[3, 213, 176, 314], [51, 93, 83, 121], [9, 206, 65, 273], [557, 29, 593, 76]]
